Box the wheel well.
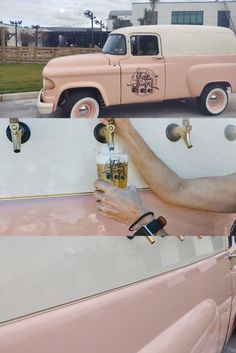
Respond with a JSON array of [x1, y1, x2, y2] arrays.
[[201, 82, 232, 95], [59, 87, 105, 108]]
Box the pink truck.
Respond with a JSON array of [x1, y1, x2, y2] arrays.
[[0, 237, 236, 353], [37, 25, 236, 118]]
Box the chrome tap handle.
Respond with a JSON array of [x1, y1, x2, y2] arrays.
[[94, 122, 116, 151], [9, 118, 22, 153], [166, 118, 193, 149], [177, 235, 185, 241], [182, 118, 193, 149], [6, 118, 31, 153], [127, 235, 156, 244]]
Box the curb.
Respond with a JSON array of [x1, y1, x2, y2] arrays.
[[0, 91, 39, 102]]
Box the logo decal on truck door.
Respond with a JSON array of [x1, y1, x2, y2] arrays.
[[128, 68, 159, 96]]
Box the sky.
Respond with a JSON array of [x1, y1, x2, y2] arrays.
[[0, 0, 225, 28]]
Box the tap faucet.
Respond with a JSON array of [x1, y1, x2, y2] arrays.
[[127, 234, 156, 244], [145, 235, 156, 244], [6, 118, 31, 153], [177, 235, 185, 241], [166, 118, 193, 149], [9, 118, 22, 153], [94, 121, 116, 151]]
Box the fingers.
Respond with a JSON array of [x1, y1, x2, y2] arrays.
[[95, 201, 117, 219], [94, 190, 111, 204], [94, 179, 114, 193]]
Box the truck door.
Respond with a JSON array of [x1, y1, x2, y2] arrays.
[[226, 237, 236, 344], [120, 33, 165, 105], [0, 237, 232, 353]]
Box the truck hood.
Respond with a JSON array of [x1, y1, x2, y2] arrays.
[[45, 53, 110, 69]]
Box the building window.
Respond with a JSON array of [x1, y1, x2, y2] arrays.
[[218, 11, 230, 28], [172, 11, 203, 25]]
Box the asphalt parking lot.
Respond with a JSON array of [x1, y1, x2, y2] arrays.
[[0, 94, 236, 119]]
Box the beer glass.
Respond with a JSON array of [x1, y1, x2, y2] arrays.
[[96, 148, 128, 188]]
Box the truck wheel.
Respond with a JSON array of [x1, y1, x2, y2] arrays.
[[63, 92, 100, 118], [198, 85, 228, 116]]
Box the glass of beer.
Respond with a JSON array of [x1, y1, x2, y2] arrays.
[[96, 148, 128, 188]]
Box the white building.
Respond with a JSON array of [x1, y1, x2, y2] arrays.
[[132, 1, 236, 33], [107, 10, 132, 30], [0, 23, 42, 47]]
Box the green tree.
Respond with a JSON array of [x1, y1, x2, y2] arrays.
[[138, 0, 159, 25], [149, 0, 158, 12], [138, 8, 150, 26]]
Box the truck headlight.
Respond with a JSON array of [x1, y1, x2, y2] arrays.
[[43, 78, 55, 90]]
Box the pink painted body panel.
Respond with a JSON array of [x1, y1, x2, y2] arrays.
[[226, 262, 236, 342], [42, 53, 121, 109], [0, 252, 232, 353], [165, 55, 236, 99], [0, 190, 235, 235], [121, 55, 236, 104], [42, 53, 236, 110]]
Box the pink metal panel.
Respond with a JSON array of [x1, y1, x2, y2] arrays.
[[0, 252, 231, 353], [226, 261, 236, 343], [0, 191, 235, 236], [136, 300, 220, 353]]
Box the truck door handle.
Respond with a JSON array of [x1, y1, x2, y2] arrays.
[[153, 56, 163, 60]]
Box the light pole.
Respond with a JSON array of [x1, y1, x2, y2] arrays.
[[95, 19, 106, 48], [32, 25, 40, 47], [84, 10, 95, 47], [10, 20, 22, 47]]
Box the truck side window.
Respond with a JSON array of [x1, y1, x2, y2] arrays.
[[131, 35, 159, 56]]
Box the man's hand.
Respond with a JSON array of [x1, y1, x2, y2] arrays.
[[93, 180, 152, 227]]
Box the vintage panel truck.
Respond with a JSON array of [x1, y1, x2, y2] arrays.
[[37, 25, 236, 118]]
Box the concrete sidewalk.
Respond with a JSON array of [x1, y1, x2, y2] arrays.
[[0, 91, 39, 102]]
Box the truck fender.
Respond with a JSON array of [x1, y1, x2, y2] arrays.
[[186, 63, 235, 96]]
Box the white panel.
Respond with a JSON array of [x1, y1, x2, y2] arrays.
[[0, 118, 236, 198], [0, 236, 226, 323]]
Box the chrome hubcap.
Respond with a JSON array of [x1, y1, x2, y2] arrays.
[[79, 105, 89, 116]]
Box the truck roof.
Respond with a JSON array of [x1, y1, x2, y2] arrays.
[[112, 25, 236, 55]]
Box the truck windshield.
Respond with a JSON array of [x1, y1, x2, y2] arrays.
[[102, 34, 126, 55]]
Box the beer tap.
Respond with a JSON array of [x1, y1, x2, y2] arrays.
[[94, 120, 116, 151], [6, 118, 31, 153], [166, 118, 193, 149], [224, 124, 236, 141], [127, 234, 156, 244], [177, 235, 185, 241]]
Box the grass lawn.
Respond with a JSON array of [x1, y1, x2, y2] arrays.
[[0, 63, 45, 94]]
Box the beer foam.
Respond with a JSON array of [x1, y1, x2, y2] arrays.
[[96, 151, 128, 164]]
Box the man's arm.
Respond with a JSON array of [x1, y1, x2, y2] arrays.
[[114, 119, 236, 213]]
